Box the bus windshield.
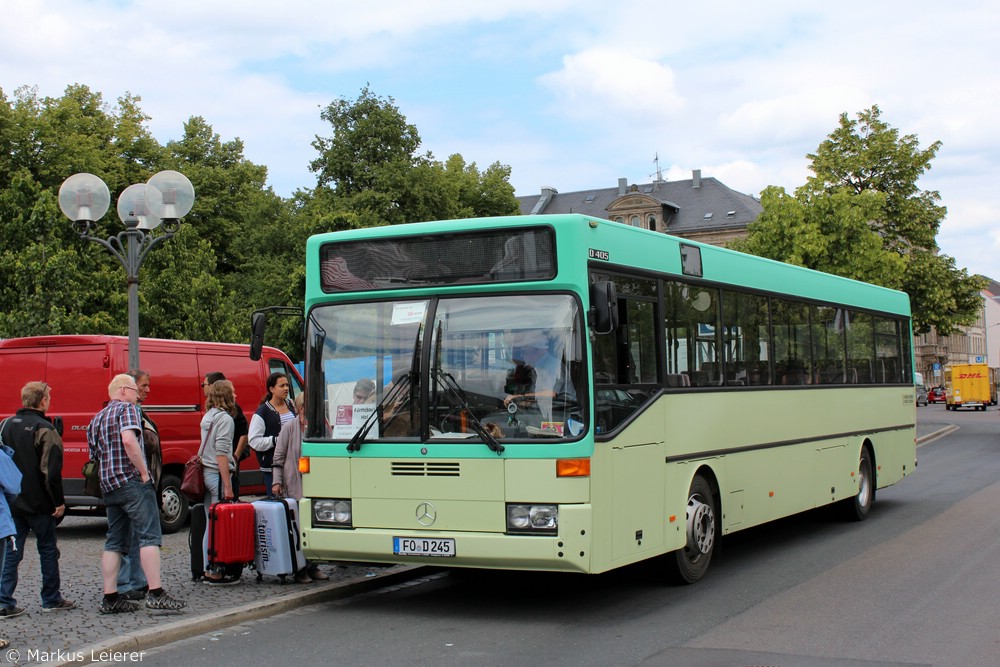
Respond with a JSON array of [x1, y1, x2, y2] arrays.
[[308, 293, 587, 443]]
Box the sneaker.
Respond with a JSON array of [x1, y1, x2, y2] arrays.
[[294, 570, 313, 584], [145, 591, 186, 611], [42, 599, 76, 612], [122, 587, 148, 601], [0, 607, 24, 620], [307, 566, 329, 581], [99, 597, 140, 615]]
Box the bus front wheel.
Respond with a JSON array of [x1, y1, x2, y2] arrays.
[[667, 474, 717, 584], [842, 447, 874, 521]]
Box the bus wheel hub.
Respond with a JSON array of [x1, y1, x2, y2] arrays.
[[686, 496, 715, 556]]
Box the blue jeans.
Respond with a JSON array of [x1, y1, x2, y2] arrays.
[[0, 513, 62, 608], [116, 540, 148, 593], [104, 478, 161, 555]]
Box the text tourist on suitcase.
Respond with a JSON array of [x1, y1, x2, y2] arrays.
[[201, 380, 241, 584], [248, 372, 296, 497], [272, 393, 329, 583], [87, 374, 186, 614]]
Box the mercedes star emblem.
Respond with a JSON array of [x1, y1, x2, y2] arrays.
[[415, 502, 437, 526]]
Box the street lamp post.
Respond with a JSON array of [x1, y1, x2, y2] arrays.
[[58, 171, 195, 370]]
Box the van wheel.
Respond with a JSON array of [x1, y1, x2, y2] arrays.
[[159, 474, 189, 534], [666, 474, 717, 584]]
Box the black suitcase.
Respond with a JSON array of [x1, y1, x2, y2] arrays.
[[189, 502, 207, 581]]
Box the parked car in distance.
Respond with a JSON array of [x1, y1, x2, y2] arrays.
[[916, 385, 928, 406], [928, 387, 946, 403]]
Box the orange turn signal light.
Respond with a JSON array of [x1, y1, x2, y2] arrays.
[[298, 457, 310, 474], [556, 458, 591, 477]]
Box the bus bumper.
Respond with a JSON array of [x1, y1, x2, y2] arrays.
[[300, 500, 594, 574]]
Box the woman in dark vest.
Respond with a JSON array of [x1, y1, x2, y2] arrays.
[[248, 373, 295, 497]]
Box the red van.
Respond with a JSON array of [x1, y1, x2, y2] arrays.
[[0, 335, 303, 532]]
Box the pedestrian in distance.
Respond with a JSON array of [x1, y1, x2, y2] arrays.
[[249, 372, 295, 498], [0, 442, 22, 649], [272, 393, 329, 584], [87, 374, 185, 614], [201, 380, 241, 585], [203, 372, 249, 499], [117, 369, 162, 601], [0, 381, 75, 617]]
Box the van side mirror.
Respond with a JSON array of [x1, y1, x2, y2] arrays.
[[249, 311, 267, 361], [590, 281, 619, 335]]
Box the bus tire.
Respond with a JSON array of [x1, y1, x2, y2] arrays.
[[667, 474, 717, 584], [843, 447, 874, 522]]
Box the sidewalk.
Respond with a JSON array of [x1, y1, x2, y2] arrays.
[[0, 511, 415, 665]]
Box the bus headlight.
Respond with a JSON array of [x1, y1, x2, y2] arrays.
[[506, 503, 558, 534], [313, 499, 352, 527]]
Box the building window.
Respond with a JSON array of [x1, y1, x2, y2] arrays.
[[630, 215, 640, 228], [647, 215, 656, 231]]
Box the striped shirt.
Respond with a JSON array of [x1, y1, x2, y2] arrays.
[[87, 400, 145, 495]]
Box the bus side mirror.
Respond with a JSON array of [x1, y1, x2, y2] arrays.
[[590, 281, 619, 335], [249, 311, 266, 361]]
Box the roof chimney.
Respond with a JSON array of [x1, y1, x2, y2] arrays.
[[692, 170, 701, 188], [530, 186, 558, 215], [618, 178, 628, 195]]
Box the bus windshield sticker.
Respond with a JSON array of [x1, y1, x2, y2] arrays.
[[332, 401, 377, 439], [391, 302, 427, 326]]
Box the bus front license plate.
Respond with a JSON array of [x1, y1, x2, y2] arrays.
[[393, 537, 456, 557]]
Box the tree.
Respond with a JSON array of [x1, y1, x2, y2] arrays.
[[306, 86, 518, 227], [733, 106, 984, 335]]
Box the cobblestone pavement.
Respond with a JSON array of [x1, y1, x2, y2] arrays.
[[0, 506, 402, 665]]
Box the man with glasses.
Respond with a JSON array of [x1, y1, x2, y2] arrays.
[[116, 369, 162, 602], [88, 374, 185, 614], [0, 382, 75, 618]]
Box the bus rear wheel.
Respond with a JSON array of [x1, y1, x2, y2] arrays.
[[842, 447, 874, 521], [667, 474, 717, 584]]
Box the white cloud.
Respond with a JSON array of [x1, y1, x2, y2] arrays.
[[538, 48, 684, 124]]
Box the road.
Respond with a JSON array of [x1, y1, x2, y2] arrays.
[[133, 405, 1000, 667]]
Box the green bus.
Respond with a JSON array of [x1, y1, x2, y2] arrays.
[[283, 213, 916, 582]]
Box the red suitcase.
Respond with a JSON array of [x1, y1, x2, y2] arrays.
[[208, 501, 255, 566]]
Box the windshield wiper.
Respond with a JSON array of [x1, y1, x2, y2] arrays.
[[435, 369, 504, 455], [348, 326, 422, 453]]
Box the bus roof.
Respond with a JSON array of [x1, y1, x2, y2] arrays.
[[306, 214, 911, 316]]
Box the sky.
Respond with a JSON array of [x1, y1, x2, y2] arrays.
[[3, 1, 999, 279]]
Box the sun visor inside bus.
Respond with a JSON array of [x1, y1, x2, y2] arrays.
[[319, 227, 557, 292]]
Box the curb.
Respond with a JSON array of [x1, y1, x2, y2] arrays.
[[57, 564, 425, 666], [916, 424, 959, 446]]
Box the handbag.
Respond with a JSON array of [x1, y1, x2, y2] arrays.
[[179, 455, 205, 502], [180, 415, 217, 501], [82, 459, 102, 497]]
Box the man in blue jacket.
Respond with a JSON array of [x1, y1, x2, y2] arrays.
[[0, 441, 22, 649]]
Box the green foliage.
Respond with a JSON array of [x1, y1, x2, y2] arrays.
[[735, 105, 984, 335], [0, 83, 519, 362]]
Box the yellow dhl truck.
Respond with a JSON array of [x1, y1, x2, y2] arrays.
[[944, 363, 993, 411]]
